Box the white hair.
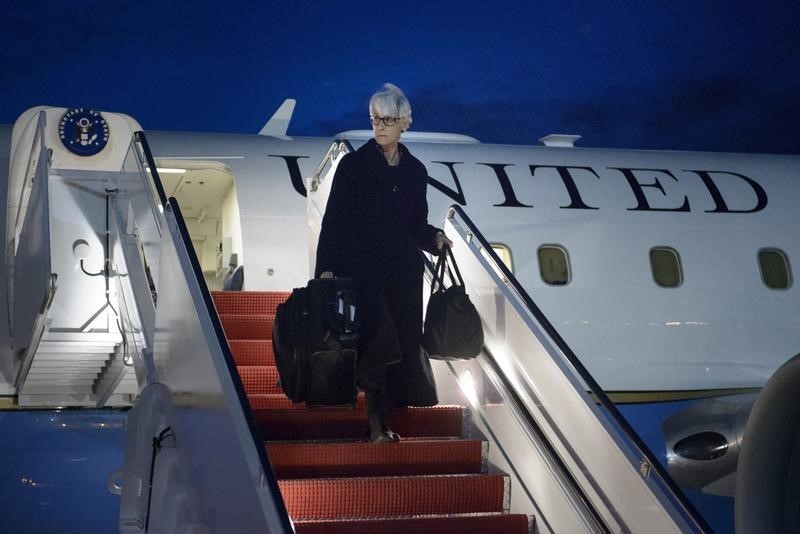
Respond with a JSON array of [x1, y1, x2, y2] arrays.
[[369, 83, 412, 125]]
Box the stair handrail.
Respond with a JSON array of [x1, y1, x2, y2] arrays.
[[443, 204, 710, 533], [12, 111, 48, 254], [113, 128, 291, 530], [99, 130, 171, 389], [11, 111, 58, 389], [154, 198, 293, 531], [420, 252, 607, 532], [308, 139, 354, 193], [13, 273, 57, 390], [133, 131, 168, 211], [107, 188, 157, 388], [113, 130, 171, 311], [7, 110, 48, 330]]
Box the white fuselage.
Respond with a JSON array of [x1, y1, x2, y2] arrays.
[[145, 130, 800, 394]]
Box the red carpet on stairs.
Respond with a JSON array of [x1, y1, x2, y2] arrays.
[[212, 290, 532, 533]]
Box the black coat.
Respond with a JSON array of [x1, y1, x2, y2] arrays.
[[315, 139, 440, 406]]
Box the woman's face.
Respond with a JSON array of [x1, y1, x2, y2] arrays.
[[371, 114, 406, 149]]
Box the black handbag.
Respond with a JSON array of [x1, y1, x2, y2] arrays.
[[423, 246, 484, 360]]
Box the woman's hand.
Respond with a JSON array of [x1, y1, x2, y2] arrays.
[[436, 231, 453, 251]]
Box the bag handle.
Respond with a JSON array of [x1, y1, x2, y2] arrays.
[[429, 245, 464, 295], [445, 245, 465, 288], [429, 251, 447, 294]]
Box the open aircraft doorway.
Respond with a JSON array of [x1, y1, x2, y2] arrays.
[[155, 159, 243, 290]]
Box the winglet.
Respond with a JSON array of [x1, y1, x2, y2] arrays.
[[258, 99, 296, 138]]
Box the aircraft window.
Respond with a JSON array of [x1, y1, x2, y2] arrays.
[[650, 247, 682, 287], [490, 243, 514, 273], [758, 248, 791, 289], [538, 245, 570, 285]]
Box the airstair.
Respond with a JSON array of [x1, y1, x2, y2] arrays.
[[6, 108, 151, 406], [5, 108, 710, 532], [213, 289, 530, 531]]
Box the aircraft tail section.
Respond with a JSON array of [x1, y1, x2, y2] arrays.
[[258, 98, 296, 138]]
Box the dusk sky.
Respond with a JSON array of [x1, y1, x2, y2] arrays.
[[1, 1, 798, 154]]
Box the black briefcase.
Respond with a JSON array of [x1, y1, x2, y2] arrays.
[[273, 278, 358, 405]]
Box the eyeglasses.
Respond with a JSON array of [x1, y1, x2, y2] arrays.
[[370, 115, 402, 127]]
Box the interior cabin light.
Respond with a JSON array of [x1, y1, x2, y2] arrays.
[[145, 167, 187, 174]]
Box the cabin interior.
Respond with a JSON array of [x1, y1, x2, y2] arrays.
[[155, 159, 243, 291]]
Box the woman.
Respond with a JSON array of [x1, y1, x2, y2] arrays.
[[315, 83, 450, 442]]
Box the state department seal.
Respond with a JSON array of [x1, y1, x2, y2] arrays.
[[58, 108, 109, 156]]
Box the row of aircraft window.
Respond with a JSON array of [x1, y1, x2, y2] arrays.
[[490, 244, 793, 290]]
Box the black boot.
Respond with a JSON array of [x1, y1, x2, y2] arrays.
[[365, 387, 400, 443]]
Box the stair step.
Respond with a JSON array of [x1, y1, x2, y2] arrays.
[[267, 439, 484, 478], [40, 332, 123, 343], [293, 513, 531, 533], [211, 290, 291, 315], [26, 360, 105, 368], [248, 393, 366, 410], [254, 406, 464, 441], [20, 384, 93, 394], [219, 314, 273, 340], [27, 369, 101, 378], [23, 376, 97, 385], [228, 340, 274, 366], [279, 474, 508, 520], [36, 345, 119, 354], [34, 352, 112, 361], [237, 366, 281, 395]]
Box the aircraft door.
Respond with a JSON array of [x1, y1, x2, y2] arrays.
[[154, 160, 241, 291]]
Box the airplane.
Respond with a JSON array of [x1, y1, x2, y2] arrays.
[[1, 102, 798, 532]]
